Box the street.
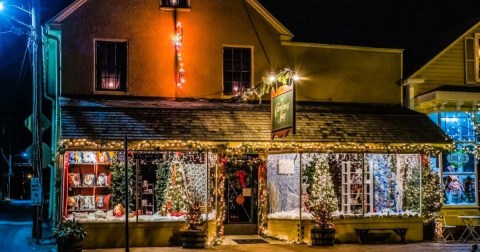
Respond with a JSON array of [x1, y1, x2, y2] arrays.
[[0, 200, 55, 252]]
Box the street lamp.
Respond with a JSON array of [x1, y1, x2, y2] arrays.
[[0, 0, 43, 242]]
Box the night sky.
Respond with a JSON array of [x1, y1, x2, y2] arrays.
[[1, 0, 480, 153]]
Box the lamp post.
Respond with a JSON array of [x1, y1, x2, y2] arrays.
[[0, 0, 43, 242]]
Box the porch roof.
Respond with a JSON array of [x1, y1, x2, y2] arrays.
[[60, 96, 451, 145]]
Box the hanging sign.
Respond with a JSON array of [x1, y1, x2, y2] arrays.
[[31, 177, 42, 206], [271, 84, 295, 139]]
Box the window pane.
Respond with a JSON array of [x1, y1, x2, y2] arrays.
[[223, 47, 251, 95], [439, 112, 475, 142], [443, 175, 476, 205], [96, 41, 127, 92]]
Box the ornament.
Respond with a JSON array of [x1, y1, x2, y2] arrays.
[[236, 195, 245, 205], [236, 170, 246, 188], [114, 203, 125, 217]]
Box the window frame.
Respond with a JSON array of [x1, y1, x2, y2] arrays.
[[160, 0, 190, 10], [93, 39, 128, 94], [475, 33, 480, 83], [222, 45, 253, 96]]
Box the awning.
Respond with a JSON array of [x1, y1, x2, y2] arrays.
[[60, 96, 451, 147]]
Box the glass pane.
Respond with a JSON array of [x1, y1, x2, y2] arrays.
[[439, 112, 475, 142], [267, 154, 301, 218], [443, 148, 475, 173], [443, 175, 476, 205]]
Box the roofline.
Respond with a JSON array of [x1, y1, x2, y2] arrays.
[[247, 0, 294, 41], [47, 0, 87, 26], [408, 21, 480, 80], [281, 41, 404, 54]]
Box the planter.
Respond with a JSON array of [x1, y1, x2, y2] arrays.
[[57, 237, 83, 252], [181, 230, 207, 249], [311, 227, 335, 246]]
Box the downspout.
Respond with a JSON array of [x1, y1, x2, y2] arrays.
[[43, 27, 61, 226]]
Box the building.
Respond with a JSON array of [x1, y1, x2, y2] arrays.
[[405, 21, 480, 225], [44, 0, 450, 247]]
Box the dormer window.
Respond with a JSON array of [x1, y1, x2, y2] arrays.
[[161, 0, 189, 8]]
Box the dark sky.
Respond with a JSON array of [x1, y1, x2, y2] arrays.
[[1, 0, 480, 153]]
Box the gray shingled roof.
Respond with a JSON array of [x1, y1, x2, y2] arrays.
[[60, 97, 450, 144]]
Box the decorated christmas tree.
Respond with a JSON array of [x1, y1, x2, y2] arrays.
[[110, 155, 135, 209], [305, 155, 338, 229], [155, 161, 170, 211], [405, 156, 442, 222], [160, 157, 190, 215]]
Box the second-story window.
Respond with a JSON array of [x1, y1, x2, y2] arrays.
[[95, 41, 127, 92], [223, 47, 251, 95], [161, 0, 189, 8]]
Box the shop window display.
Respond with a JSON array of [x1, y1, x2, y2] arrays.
[[64, 151, 214, 223], [265, 153, 421, 220], [442, 148, 476, 205]]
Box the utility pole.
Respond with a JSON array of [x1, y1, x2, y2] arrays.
[[31, 0, 43, 243]]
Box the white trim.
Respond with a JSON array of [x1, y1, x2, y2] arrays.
[[221, 44, 254, 97], [93, 38, 129, 94], [475, 33, 480, 83], [281, 41, 403, 54], [47, 0, 88, 25], [408, 21, 480, 80], [246, 0, 293, 41]]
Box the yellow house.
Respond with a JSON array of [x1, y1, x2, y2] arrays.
[[44, 0, 450, 247], [404, 22, 480, 225]]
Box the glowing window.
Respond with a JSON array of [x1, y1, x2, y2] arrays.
[[161, 0, 189, 8], [95, 41, 127, 92], [223, 47, 251, 95]]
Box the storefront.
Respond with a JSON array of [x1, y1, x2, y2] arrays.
[[58, 97, 451, 247]]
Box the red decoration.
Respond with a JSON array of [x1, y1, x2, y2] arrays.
[[113, 203, 125, 217], [236, 170, 246, 188], [170, 211, 187, 217], [236, 195, 245, 205]]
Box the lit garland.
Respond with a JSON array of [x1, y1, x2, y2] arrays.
[[210, 157, 227, 245], [173, 22, 185, 88], [60, 139, 219, 152], [233, 68, 298, 103], [60, 139, 452, 157], [257, 162, 268, 234], [227, 142, 453, 156]]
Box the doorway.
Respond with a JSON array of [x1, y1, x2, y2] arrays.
[[223, 155, 259, 235]]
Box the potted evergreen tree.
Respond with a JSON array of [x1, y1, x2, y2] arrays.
[[181, 198, 207, 248], [305, 155, 338, 246], [53, 219, 87, 252]]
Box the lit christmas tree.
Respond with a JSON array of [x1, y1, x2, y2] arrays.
[[160, 156, 190, 215], [405, 156, 442, 223], [305, 155, 338, 228], [110, 155, 135, 209]]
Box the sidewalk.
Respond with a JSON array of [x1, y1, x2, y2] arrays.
[[83, 242, 476, 252], [82, 236, 477, 252]]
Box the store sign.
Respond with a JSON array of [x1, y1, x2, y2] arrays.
[[271, 84, 295, 139], [134, 153, 163, 160], [31, 177, 42, 206]]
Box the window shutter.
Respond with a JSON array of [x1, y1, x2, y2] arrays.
[[465, 37, 476, 84]]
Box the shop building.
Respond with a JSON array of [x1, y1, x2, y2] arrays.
[[404, 21, 480, 225], [44, 0, 450, 247]]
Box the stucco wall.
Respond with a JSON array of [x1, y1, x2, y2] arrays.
[[52, 0, 402, 104]]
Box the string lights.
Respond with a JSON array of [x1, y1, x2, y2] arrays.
[[173, 22, 185, 88]]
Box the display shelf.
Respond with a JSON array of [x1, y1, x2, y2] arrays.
[[66, 151, 113, 213], [68, 209, 97, 212]]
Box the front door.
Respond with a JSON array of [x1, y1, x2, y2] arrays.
[[224, 156, 259, 235]]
